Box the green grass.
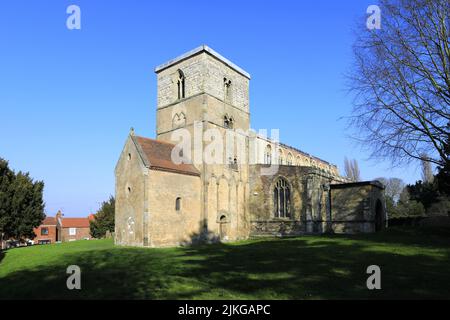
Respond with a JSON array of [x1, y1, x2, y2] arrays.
[[1, 227, 449, 299]]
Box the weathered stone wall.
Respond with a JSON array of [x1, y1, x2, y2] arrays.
[[203, 54, 249, 112], [115, 136, 147, 247], [156, 50, 252, 244], [147, 170, 202, 247], [157, 53, 206, 108], [248, 165, 385, 237], [248, 165, 335, 236], [330, 182, 386, 233], [204, 162, 250, 242], [156, 51, 249, 111], [156, 94, 250, 147]]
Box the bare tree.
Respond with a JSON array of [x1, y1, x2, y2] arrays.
[[376, 177, 406, 202], [348, 0, 450, 168], [344, 157, 361, 182], [420, 153, 435, 182]]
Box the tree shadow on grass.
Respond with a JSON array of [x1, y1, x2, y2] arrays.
[[0, 235, 449, 300], [178, 237, 450, 300], [340, 226, 450, 249]]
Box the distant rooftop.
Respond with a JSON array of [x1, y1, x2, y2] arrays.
[[154, 45, 251, 79]]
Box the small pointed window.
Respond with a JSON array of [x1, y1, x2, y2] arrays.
[[273, 178, 291, 218]]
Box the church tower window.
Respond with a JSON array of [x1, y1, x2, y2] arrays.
[[224, 115, 234, 129], [224, 77, 232, 102], [273, 178, 291, 218], [177, 70, 185, 100]]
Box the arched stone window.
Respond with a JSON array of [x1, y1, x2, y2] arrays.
[[224, 77, 232, 102], [273, 178, 291, 218], [177, 70, 185, 100], [296, 155, 301, 166], [172, 112, 186, 128], [278, 149, 284, 165], [287, 153, 293, 165], [264, 144, 272, 165], [224, 114, 234, 129]]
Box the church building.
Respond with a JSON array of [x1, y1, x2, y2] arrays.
[[115, 45, 386, 247]]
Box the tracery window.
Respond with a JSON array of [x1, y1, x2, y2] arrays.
[[273, 178, 291, 218]]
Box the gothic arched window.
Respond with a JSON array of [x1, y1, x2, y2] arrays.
[[264, 144, 272, 165], [287, 153, 293, 166], [177, 70, 185, 100], [278, 149, 284, 165], [273, 178, 291, 218]]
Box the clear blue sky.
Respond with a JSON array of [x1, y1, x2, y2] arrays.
[[0, 0, 422, 217]]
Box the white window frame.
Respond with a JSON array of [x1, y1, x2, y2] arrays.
[[69, 227, 76, 236]]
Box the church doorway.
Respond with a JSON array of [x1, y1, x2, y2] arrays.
[[219, 215, 228, 241], [375, 200, 383, 232]]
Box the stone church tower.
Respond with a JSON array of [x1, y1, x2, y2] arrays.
[[115, 45, 387, 248], [154, 45, 252, 241]]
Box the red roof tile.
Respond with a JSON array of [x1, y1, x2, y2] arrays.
[[41, 217, 57, 225], [133, 136, 200, 177], [62, 218, 91, 228]]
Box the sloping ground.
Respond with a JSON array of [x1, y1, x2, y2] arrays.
[[0, 227, 449, 299]]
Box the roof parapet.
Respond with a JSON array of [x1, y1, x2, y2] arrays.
[[154, 45, 251, 79]]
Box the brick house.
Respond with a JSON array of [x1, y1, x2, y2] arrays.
[[32, 216, 61, 244], [61, 214, 94, 242]]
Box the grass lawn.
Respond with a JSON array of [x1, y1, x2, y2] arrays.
[[0, 227, 449, 300]]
